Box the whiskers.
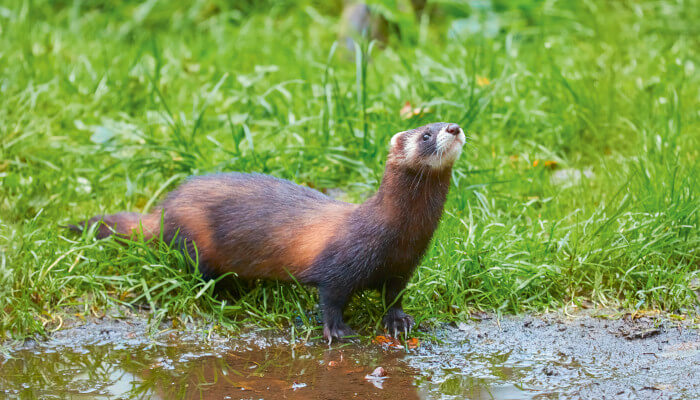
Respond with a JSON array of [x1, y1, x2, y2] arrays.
[[436, 139, 447, 168], [463, 133, 475, 150], [408, 164, 428, 196]]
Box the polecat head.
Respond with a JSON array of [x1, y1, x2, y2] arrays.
[[389, 122, 466, 171]]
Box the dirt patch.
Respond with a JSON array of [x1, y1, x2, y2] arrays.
[[413, 311, 699, 399], [1, 311, 698, 399]]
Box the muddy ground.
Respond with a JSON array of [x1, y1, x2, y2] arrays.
[[1, 310, 698, 399]]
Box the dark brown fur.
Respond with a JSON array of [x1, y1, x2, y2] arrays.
[[73, 122, 465, 342]]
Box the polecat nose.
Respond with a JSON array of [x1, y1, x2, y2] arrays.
[[446, 123, 461, 135]]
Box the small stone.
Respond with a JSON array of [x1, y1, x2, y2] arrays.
[[367, 367, 387, 378]]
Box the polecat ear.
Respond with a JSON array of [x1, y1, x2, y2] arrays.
[[390, 131, 403, 148]]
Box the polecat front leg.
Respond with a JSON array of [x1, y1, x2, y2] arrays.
[[319, 285, 356, 343], [381, 277, 415, 337]]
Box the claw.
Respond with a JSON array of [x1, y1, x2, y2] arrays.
[[383, 311, 415, 338]]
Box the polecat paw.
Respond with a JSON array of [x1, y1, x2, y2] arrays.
[[323, 322, 356, 344], [383, 310, 415, 337]]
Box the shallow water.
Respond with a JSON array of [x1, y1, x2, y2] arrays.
[[1, 341, 541, 399], [3, 340, 417, 399], [1, 314, 698, 399]]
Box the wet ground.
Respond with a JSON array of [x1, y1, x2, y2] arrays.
[[1, 311, 698, 399]]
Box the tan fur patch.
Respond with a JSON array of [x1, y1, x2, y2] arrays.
[[163, 183, 226, 262], [133, 213, 160, 239], [273, 203, 357, 277], [113, 213, 159, 239], [173, 206, 216, 261]]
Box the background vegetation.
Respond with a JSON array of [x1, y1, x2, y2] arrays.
[[1, 0, 698, 340]]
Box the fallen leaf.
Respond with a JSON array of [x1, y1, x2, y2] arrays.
[[533, 159, 558, 169], [477, 76, 491, 87], [373, 335, 419, 349], [544, 160, 558, 169], [373, 335, 395, 346], [399, 101, 412, 118], [399, 101, 430, 119], [406, 337, 420, 349]]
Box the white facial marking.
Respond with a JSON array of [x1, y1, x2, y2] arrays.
[[391, 124, 466, 169], [403, 133, 419, 162], [427, 126, 465, 169], [390, 132, 401, 148]]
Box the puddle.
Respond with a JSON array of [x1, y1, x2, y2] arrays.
[[1, 314, 698, 399], [2, 332, 419, 399]]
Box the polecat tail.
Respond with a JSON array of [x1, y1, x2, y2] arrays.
[[68, 211, 160, 240]]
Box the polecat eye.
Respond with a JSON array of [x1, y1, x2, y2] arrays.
[[422, 134, 430, 141]]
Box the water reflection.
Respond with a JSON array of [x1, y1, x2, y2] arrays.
[[1, 339, 424, 399]]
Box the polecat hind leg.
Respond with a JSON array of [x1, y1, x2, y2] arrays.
[[319, 286, 356, 344]]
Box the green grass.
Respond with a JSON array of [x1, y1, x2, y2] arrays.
[[0, 0, 698, 341]]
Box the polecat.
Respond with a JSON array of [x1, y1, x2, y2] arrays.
[[73, 122, 466, 342]]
